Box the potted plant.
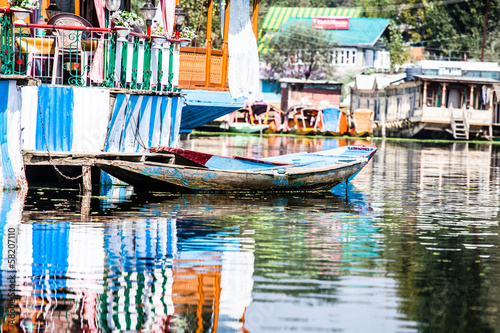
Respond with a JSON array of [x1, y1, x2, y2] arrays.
[[178, 26, 196, 46], [151, 21, 170, 48], [111, 10, 144, 41], [9, 0, 39, 23]]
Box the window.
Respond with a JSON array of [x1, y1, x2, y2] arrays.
[[332, 48, 358, 66]]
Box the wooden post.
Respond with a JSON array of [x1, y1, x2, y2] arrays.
[[205, 0, 214, 87], [82, 165, 92, 193], [221, 0, 230, 87], [422, 81, 427, 110], [252, 0, 259, 38], [469, 85, 475, 109], [489, 86, 494, 139], [441, 83, 447, 108], [74, 0, 80, 16]]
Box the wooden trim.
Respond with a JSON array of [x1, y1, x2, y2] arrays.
[[177, 81, 230, 91], [74, 0, 80, 16], [221, 0, 230, 87], [205, 0, 214, 86], [180, 47, 223, 56]]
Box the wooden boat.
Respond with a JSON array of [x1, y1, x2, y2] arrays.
[[321, 107, 349, 136], [95, 145, 377, 193], [282, 106, 323, 135], [222, 101, 282, 134], [349, 108, 374, 137]]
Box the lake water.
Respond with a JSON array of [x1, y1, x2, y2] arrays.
[[1, 134, 499, 332]]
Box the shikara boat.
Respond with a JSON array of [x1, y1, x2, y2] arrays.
[[222, 101, 282, 134], [282, 106, 323, 135], [95, 145, 377, 193], [349, 108, 374, 137], [321, 107, 349, 136]]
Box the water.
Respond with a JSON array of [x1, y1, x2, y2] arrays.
[[1, 135, 500, 332]]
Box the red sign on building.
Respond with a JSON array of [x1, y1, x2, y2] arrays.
[[311, 17, 349, 30]]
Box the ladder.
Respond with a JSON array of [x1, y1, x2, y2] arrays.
[[451, 109, 469, 140]]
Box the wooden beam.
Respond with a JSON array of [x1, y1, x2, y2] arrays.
[[221, 0, 230, 87], [205, 0, 214, 87], [252, 0, 259, 38], [75, 0, 80, 16]]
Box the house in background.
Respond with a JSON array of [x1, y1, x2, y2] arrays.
[[279, 78, 342, 111], [350, 61, 500, 140], [259, 7, 391, 106], [259, 7, 391, 71]]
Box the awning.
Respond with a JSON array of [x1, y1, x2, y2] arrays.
[[261, 7, 362, 31]]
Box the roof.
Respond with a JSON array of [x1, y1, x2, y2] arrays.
[[261, 7, 363, 31], [354, 73, 407, 91], [258, 17, 390, 53], [413, 75, 500, 84]]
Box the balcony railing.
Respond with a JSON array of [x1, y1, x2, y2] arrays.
[[0, 8, 187, 92]]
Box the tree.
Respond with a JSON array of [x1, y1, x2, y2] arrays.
[[383, 23, 409, 71], [261, 19, 335, 80]]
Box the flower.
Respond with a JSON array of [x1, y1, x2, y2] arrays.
[[151, 21, 170, 38], [178, 26, 196, 40], [111, 10, 144, 29], [9, 0, 39, 10]]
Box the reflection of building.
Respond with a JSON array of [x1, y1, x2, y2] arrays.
[[0, 191, 255, 332]]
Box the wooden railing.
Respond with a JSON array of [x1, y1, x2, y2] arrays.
[[178, 46, 228, 89]]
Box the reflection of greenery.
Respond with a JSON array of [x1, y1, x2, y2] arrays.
[[382, 220, 489, 331]]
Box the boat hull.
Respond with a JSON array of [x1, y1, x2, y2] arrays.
[[96, 158, 368, 193]]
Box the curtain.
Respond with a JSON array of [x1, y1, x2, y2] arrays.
[[227, 0, 260, 100], [160, 0, 176, 37], [88, 0, 106, 83]]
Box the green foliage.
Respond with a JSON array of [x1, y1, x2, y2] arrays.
[[261, 20, 335, 80], [383, 23, 408, 71]]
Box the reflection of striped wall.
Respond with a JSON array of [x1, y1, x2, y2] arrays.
[[100, 218, 176, 331]]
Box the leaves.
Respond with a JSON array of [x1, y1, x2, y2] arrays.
[[261, 20, 335, 80]]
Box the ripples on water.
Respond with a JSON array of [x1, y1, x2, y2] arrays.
[[0, 136, 499, 332]]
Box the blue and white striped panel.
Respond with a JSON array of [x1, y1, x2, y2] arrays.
[[0, 80, 27, 190], [20, 85, 110, 153], [170, 96, 183, 147], [105, 94, 183, 153]]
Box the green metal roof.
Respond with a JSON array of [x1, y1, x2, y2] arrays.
[[261, 7, 363, 31], [258, 17, 390, 54]]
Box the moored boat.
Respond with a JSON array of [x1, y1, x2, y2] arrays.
[[95, 145, 377, 193]]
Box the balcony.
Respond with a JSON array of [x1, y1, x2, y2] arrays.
[[0, 9, 229, 92]]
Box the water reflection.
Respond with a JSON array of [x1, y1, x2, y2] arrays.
[[0, 137, 499, 332]]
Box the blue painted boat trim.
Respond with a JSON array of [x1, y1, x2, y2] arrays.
[[179, 89, 245, 133]]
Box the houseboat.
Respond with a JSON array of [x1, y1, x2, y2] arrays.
[[0, 0, 261, 190], [350, 61, 500, 140]]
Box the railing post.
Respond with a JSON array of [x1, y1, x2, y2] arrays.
[[120, 38, 128, 88], [205, 0, 213, 87], [131, 36, 139, 89], [0, 14, 15, 75], [157, 45, 163, 91], [142, 37, 152, 90], [167, 42, 174, 91], [104, 33, 117, 87]]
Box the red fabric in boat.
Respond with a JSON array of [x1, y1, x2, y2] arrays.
[[150, 147, 213, 166], [150, 147, 293, 166]]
